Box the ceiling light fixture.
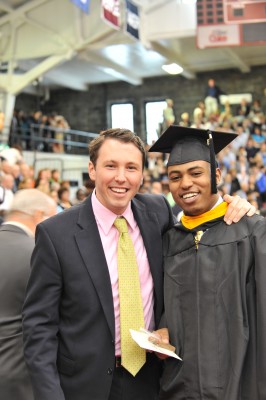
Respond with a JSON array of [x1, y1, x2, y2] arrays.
[[162, 63, 183, 75]]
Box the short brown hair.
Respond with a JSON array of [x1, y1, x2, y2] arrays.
[[89, 128, 146, 169]]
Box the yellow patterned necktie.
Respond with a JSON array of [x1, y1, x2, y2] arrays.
[[194, 230, 204, 249], [114, 217, 146, 376]]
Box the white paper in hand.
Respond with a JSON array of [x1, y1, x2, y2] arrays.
[[130, 329, 182, 360]]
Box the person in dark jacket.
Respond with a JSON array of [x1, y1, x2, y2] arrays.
[[0, 189, 56, 400], [204, 78, 224, 117], [149, 125, 266, 400]]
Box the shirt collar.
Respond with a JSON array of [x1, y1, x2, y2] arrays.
[[213, 195, 224, 208], [91, 189, 136, 235]]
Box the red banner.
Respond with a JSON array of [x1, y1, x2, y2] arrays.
[[101, 0, 121, 29]]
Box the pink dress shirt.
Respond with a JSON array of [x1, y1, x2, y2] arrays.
[[91, 190, 155, 356]]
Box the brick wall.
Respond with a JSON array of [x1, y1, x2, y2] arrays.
[[16, 66, 266, 143]]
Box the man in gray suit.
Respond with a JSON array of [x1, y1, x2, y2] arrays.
[[22, 128, 255, 400], [0, 189, 56, 400]]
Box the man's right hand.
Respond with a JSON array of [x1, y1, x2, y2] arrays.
[[148, 328, 170, 359]]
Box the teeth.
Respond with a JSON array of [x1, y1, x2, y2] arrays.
[[112, 188, 127, 193], [183, 193, 197, 199]]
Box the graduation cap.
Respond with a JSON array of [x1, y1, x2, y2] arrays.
[[149, 125, 237, 194]]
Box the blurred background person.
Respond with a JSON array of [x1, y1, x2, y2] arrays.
[[0, 189, 56, 400], [0, 144, 24, 166], [0, 174, 15, 217], [0, 109, 4, 135], [72, 187, 89, 205], [53, 115, 70, 153], [161, 98, 175, 134], [83, 176, 95, 196], [179, 112, 191, 128], [57, 186, 73, 211], [204, 78, 224, 117]]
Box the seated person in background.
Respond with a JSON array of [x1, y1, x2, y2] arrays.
[[236, 98, 250, 119], [72, 187, 89, 205], [57, 186, 73, 211]]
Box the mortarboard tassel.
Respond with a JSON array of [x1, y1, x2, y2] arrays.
[[207, 131, 217, 194]]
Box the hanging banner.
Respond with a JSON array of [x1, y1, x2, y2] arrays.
[[125, 0, 140, 40], [70, 0, 90, 14], [101, 0, 121, 29]]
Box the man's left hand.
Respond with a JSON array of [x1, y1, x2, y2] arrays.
[[223, 194, 256, 225]]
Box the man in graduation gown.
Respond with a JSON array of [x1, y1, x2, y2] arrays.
[[149, 126, 266, 400]]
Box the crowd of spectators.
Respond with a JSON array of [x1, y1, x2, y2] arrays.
[[8, 109, 70, 153], [1, 94, 266, 220]]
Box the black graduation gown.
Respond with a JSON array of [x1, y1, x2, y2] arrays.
[[160, 214, 266, 400]]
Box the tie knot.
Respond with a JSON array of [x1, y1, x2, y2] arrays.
[[114, 217, 128, 233]]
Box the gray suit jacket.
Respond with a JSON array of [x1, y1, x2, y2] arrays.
[[23, 193, 174, 400], [0, 224, 34, 400]]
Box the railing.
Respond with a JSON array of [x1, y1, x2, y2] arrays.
[[8, 124, 99, 156]]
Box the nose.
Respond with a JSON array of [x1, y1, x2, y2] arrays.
[[115, 169, 126, 182], [180, 174, 193, 189]]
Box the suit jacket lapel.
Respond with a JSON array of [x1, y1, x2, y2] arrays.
[[74, 196, 115, 340], [132, 198, 164, 324]]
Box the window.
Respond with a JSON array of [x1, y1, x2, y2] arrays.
[[145, 101, 166, 145], [111, 103, 134, 131]]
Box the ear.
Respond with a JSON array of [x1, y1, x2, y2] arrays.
[[88, 161, 96, 181], [216, 168, 221, 186], [32, 210, 45, 225]]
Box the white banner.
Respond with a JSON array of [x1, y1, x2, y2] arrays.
[[197, 24, 240, 49]]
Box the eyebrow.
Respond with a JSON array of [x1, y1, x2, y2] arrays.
[[104, 159, 139, 165], [169, 165, 204, 174]]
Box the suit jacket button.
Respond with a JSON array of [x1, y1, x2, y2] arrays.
[[107, 368, 113, 375]]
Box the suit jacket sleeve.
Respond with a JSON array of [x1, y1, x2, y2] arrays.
[[252, 218, 266, 397], [22, 223, 65, 400]]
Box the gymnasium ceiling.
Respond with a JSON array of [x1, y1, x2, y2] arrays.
[[0, 0, 266, 96]]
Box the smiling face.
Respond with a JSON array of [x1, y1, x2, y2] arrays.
[[88, 138, 144, 215], [168, 160, 221, 216]]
